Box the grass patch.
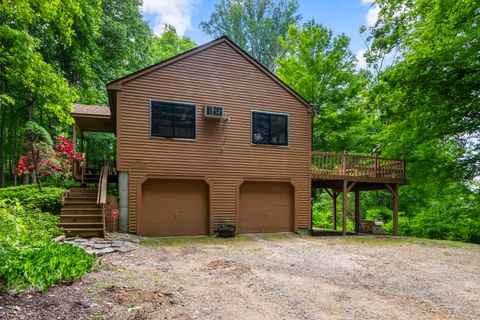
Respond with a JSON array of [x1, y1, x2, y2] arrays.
[[336, 235, 480, 250], [254, 232, 298, 241], [140, 235, 247, 247], [248, 247, 263, 254]]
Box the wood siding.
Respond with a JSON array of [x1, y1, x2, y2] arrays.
[[115, 41, 312, 233]]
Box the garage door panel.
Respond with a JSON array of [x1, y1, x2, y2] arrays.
[[239, 182, 293, 233], [141, 179, 208, 236]]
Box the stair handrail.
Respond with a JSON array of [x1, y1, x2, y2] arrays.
[[97, 161, 109, 237]]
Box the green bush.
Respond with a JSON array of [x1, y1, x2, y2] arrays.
[[365, 207, 392, 222], [0, 184, 65, 213], [43, 179, 81, 189], [0, 200, 95, 292], [312, 201, 354, 231]]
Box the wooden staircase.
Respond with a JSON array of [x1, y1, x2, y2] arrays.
[[59, 188, 104, 237]]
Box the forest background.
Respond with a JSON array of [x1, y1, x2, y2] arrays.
[[1, 0, 478, 242]]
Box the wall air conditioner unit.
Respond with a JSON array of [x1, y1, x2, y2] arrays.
[[204, 105, 224, 119]]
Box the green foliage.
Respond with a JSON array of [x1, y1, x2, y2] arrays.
[[354, 0, 480, 243], [43, 179, 81, 190], [0, 200, 95, 292], [365, 207, 392, 222], [0, 185, 65, 213], [24, 121, 53, 148], [0, 199, 61, 241], [149, 26, 196, 63], [201, 0, 301, 71], [0, 0, 155, 188], [312, 193, 354, 231], [276, 21, 371, 151]]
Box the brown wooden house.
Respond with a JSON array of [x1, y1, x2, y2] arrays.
[[70, 36, 407, 238], [95, 36, 313, 236]]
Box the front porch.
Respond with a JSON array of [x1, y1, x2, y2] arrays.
[[311, 151, 408, 236], [71, 104, 117, 183], [63, 104, 117, 237]]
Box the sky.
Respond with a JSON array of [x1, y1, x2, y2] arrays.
[[141, 0, 379, 68]]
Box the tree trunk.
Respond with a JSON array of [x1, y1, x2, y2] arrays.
[[0, 66, 6, 188], [13, 116, 18, 186], [35, 170, 42, 191], [0, 104, 6, 188]]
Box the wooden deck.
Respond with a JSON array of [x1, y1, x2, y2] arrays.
[[311, 152, 408, 236], [312, 152, 407, 185]]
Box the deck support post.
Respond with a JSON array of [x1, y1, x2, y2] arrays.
[[342, 180, 348, 236], [333, 192, 338, 230], [325, 189, 338, 231], [355, 190, 360, 233], [386, 183, 399, 236]]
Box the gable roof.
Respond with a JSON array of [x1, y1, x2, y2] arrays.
[[107, 36, 313, 113], [72, 104, 111, 117], [71, 104, 114, 132]]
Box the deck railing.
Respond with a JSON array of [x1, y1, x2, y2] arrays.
[[97, 162, 109, 237], [312, 151, 406, 181], [85, 159, 116, 175], [73, 154, 116, 182]]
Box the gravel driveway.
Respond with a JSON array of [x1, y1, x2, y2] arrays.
[[2, 234, 480, 320]]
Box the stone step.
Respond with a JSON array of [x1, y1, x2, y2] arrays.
[[60, 214, 103, 223], [61, 207, 103, 215]]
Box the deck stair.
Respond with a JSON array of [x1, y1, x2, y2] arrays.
[[82, 173, 101, 184], [59, 188, 104, 237]]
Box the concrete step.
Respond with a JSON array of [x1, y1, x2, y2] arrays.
[[60, 214, 103, 223], [61, 208, 102, 215]]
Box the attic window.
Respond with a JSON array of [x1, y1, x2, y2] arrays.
[[252, 111, 288, 146], [151, 101, 196, 139]]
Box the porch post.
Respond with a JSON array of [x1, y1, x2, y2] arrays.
[[80, 131, 85, 154], [72, 124, 77, 178], [355, 190, 360, 233], [342, 180, 348, 236], [72, 124, 77, 153]]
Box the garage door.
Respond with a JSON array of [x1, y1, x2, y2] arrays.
[[239, 182, 293, 233], [141, 179, 209, 236]]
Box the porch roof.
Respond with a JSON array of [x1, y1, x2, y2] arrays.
[[71, 104, 114, 132]]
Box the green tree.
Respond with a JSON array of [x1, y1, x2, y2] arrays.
[[21, 122, 55, 191], [362, 0, 480, 242], [0, 0, 156, 187], [365, 0, 479, 169], [149, 26, 196, 63], [0, 8, 74, 186], [200, 0, 301, 71], [276, 21, 371, 151]]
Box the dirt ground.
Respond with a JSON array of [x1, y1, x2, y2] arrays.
[[1, 234, 480, 320]]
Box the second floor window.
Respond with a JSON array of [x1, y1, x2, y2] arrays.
[[252, 111, 288, 146], [151, 101, 196, 139]]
